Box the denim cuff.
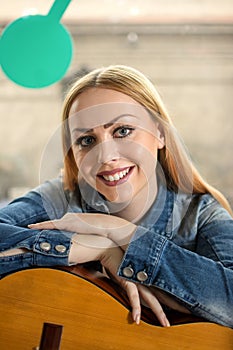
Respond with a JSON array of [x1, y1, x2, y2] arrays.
[[33, 230, 72, 266], [117, 225, 166, 285]]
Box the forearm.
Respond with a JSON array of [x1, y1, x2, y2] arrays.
[[0, 217, 74, 276], [118, 225, 233, 328], [69, 233, 118, 264], [148, 287, 191, 314], [29, 213, 137, 248], [69, 213, 137, 247]]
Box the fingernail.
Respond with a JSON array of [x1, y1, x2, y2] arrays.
[[135, 314, 140, 325], [28, 224, 37, 228], [163, 317, 170, 327]]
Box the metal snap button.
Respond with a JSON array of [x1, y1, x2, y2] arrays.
[[55, 244, 66, 253], [122, 266, 134, 278], [40, 242, 51, 252], [136, 270, 148, 282]]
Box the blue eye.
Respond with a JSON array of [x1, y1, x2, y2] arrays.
[[76, 135, 95, 148], [114, 126, 134, 138]]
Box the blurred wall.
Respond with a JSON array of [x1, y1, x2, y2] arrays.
[[0, 22, 232, 205]]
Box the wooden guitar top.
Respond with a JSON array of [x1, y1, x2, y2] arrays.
[[0, 267, 232, 350]]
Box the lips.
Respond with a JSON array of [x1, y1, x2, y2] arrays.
[[97, 166, 134, 186]]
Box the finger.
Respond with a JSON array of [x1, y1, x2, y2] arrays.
[[120, 280, 141, 324], [138, 285, 170, 327], [28, 220, 57, 229]]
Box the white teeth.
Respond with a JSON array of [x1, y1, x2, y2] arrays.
[[102, 168, 130, 182], [113, 173, 120, 181]]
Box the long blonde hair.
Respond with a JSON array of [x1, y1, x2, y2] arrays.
[[61, 65, 232, 215]]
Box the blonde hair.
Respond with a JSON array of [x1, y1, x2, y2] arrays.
[[61, 65, 232, 215]]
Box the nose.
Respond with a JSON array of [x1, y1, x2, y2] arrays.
[[97, 139, 119, 164]]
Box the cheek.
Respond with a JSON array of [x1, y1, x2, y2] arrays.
[[131, 141, 158, 179], [73, 147, 100, 182], [72, 148, 82, 167], [121, 139, 158, 166], [72, 148, 92, 177], [141, 134, 159, 154]]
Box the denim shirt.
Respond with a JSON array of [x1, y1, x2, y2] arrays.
[[0, 177, 232, 328]]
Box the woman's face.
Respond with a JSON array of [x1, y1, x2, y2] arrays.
[[68, 88, 164, 203]]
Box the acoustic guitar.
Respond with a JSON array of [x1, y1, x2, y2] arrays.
[[0, 265, 232, 350]]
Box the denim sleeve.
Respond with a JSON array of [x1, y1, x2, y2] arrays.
[[118, 201, 233, 328], [0, 179, 75, 277]]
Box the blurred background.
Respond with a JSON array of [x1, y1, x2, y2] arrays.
[[0, 0, 233, 206]]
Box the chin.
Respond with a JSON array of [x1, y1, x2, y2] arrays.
[[104, 189, 135, 205]]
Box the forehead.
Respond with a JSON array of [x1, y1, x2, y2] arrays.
[[68, 102, 156, 134], [68, 88, 157, 133], [70, 87, 139, 112]]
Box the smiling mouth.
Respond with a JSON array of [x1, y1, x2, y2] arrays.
[[97, 166, 134, 186]]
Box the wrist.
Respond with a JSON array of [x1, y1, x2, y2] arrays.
[[106, 217, 137, 246], [69, 234, 117, 265]]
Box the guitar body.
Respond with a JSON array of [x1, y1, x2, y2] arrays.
[[0, 267, 232, 350]]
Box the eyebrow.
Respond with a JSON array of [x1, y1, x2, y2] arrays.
[[71, 113, 137, 134]]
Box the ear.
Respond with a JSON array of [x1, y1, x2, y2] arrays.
[[156, 123, 165, 149]]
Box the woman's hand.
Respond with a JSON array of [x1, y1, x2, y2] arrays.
[[100, 249, 170, 327], [29, 215, 170, 326], [28, 213, 136, 248], [70, 234, 170, 328]]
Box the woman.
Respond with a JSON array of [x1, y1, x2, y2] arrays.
[[0, 65, 232, 328]]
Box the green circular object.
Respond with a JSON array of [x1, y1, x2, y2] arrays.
[[0, 2, 73, 88]]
